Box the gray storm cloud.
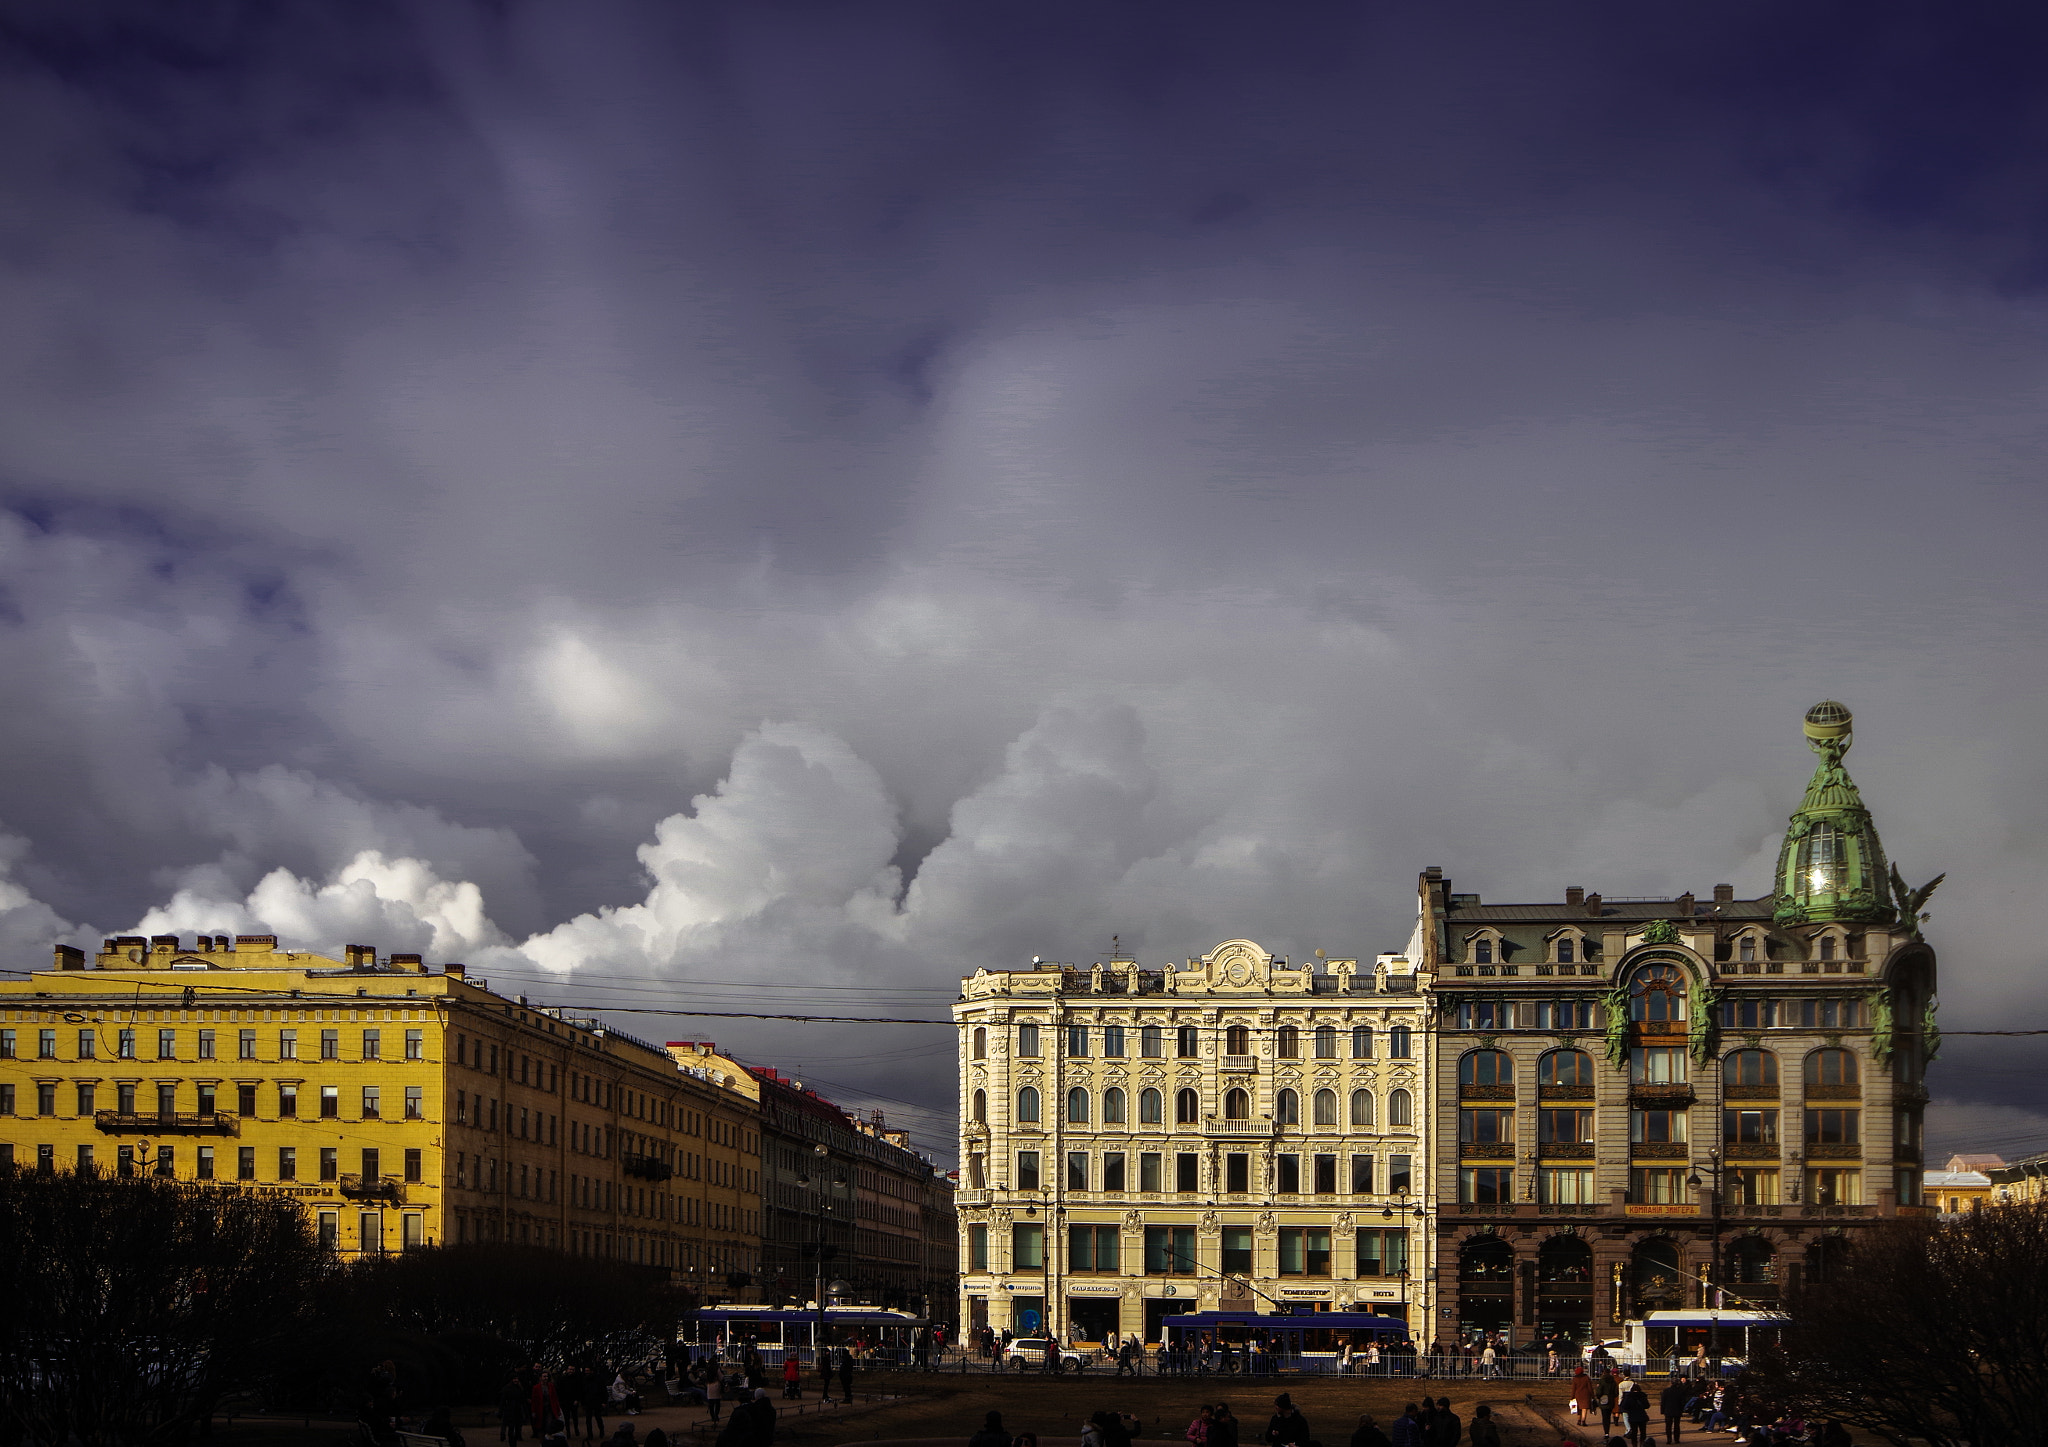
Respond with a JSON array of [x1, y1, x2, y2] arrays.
[[1, 2, 2046, 1158]]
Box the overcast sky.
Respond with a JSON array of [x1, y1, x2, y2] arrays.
[[3, 2, 2046, 1164]]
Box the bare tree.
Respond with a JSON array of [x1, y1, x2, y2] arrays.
[[1747, 1201, 2048, 1447], [0, 1164, 328, 1447]]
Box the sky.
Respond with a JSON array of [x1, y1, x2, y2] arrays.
[[2, 1, 2047, 1165]]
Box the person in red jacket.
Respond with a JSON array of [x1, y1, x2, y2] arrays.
[[530, 1371, 563, 1438]]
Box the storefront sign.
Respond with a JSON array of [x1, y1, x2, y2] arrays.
[[1624, 1204, 1697, 1217], [1278, 1288, 1330, 1298], [1066, 1282, 1123, 1296]]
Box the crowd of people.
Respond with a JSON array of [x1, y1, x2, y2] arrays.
[[1563, 1363, 1853, 1446]]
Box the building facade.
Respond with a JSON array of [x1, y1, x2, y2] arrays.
[[1422, 702, 1940, 1345], [0, 935, 760, 1281], [955, 940, 1432, 1344]]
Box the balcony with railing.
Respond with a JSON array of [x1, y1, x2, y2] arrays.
[[1628, 1082, 1696, 1106], [1203, 1118, 1275, 1136], [621, 1151, 675, 1182], [1459, 1084, 1515, 1101], [338, 1174, 405, 1203], [94, 1111, 239, 1136], [1538, 1084, 1595, 1101], [1220, 1055, 1258, 1074]]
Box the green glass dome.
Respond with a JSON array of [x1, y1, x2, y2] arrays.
[[1774, 701, 1894, 925]]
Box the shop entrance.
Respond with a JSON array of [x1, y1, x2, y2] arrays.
[[1068, 1297, 1120, 1343], [1144, 1298, 1180, 1344]]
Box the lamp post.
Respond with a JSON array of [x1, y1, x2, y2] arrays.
[[1023, 1189, 1060, 1347], [1686, 1147, 1724, 1365], [798, 1142, 840, 1367], [1381, 1189, 1431, 1339]]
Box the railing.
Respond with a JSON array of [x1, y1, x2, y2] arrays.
[[622, 1152, 676, 1182], [94, 1111, 239, 1136], [1801, 1084, 1862, 1100], [1459, 1142, 1516, 1159], [954, 1190, 990, 1207], [1629, 1142, 1687, 1158], [1802, 1142, 1861, 1159], [1537, 1084, 1595, 1101], [1629, 1083, 1696, 1105], [338, 1174, 405, 1202], [1220, 1055, 1258, 1073], [1723, 1143, 1779, 1160], [1204, 1119, 1274, 1136], [1459, 1084, 1516, 1101], [1722, 1086, 1780, 1101], [1538, 1142, 1594, 1159]]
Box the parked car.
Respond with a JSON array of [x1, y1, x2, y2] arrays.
[[1003, 1337, 1089, 1373]]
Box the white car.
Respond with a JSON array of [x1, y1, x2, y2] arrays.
[[1582, 1338, 1629, 1363], [1003, 1338, 1089, 1373]]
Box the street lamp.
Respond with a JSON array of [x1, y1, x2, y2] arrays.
[[1381, 1189, 1431, 1339], [1686, 1147, 1724, 1365]]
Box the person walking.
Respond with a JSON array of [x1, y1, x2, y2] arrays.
[[580, 1369, 608, 1445], [531, 1373, 564, 1439], [1479, 1342, 1498, 1381], [704, 1368, 725, 1426], [1659, 1377, 1690, 1443], [1597, 1370, 1619, 1436], [498, 1375, 532, 1444], [782, 1355, 801, 1400], [1571, 1367, 1594, 1426], [1619, 1380, 1651, 1447], [835, 1344, 854, 1403]]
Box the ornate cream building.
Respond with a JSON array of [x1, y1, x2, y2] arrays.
[[955, 941, 1433, 1344]]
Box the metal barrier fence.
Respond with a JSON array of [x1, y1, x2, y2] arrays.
[[693, 1344, 1678, 1379]]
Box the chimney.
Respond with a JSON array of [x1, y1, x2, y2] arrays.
[[1713, 883, 1735, 903], [53, 944, 84, 971], [1676, 892, 1696, 918], [1564, 886, 1584, 907], [1584, 892, 1602, 916], [391, 953, 423, 971], [445, 962, 466, 980], [151, 934, 180, 953], [234, 934, 277, 952]]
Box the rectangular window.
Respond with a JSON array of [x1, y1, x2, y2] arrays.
[[1016, 1024, 1040, 1057], [405, 1029, 423, 1061], [1278, 1227, 1331, 1276], [317, 1210, 338, 1249], [361, 1086, 381, 1119], [197, 1030, 215, 1060], [1276, 1153, 1300, 1194], [320, 1148, 338, 1181], [154, 1145, 173, 1176], [196, 1084, 216, 1116], [36, 1082, 55, 1115], [156, 1083, 176, 1117], [0, 1028, 12, 1058], [279, 1084, 297, 1118], [1139, 1153, 1162, 1193], [1389, 1153, 1412, 1194], [1226, 1152, 1250, 1193], [1017, 1150, 1040, 1191], [115, 1083, 134, 1114], [1140, 1025, 1162, 1058], [1458, 1167, 1513, 1203], [1629, 1047, 1688, 1084], [456, 1089, 467, 1125], [237, 1146, 256, 1181], [1357, 1229, 1408, 1277], [321, 1029, 339, 1060], [1539, 1167, 1596, 1204], [1313, 1153, 1338, 1194], [403, 1213, 425, 1250], [280, 1029, 297, 1060], [1143, 1225, 1196, 1275], [1351, 1025, 1374, 1059], [1221, 1225, 1253, 1275], [405, 1085, 423, 1120], [118, 1029, 135, 1059], [75, 1143, 93, 1172], [76, 1083, 95, 1115], [360, 1213, 382, 1256], [1012, 1222, 1044, 1269], [1805, 1109, 1860, 1146], [1533, 1000, 1598, 1030], [40, 1029, 57, 1058], [362, 1030, 381, 1060], [3, 1083, 21, 1114], [158, 1029, 176, 1059], [1724, 1109, 1779, 1146], [1351, 1154, 1374, 1194], [1798, 999, 1861, 1029], [279, 1146, 297, 1181], [404, 1148, 423, 1183], [238, 1029, 256, 1060], [968, 1224, 988, 1272], [196, 1146, 215, 1181], [1804, 1168, 1861, 1206], [116, 1145, 133, 1176], [1067, 1151, 1088, 1190], [1066, 1024, 1089, 1057], [1630, 1109, 1689, 1144], [1103, 1025, 1125, 1057], [1175, 1152, 1199, 1193], [1460, 1108, 1515, 1146], [362, 1147, 381, 1180], [1068, 1223, 1121, 1271], [1629, 1167, 1692, 1204], [1721, 998, 1777, 1029], [1538, 1109, 1594, 1144], [1457, 1000, 1507, 1030], [1389, 1027, 1412, 1059], [1727, 1167, 1780, 1205], [237, 1083, 257, 1116], [1103, 1152, 1126, 1192], [321, 1085, 340, 1118]]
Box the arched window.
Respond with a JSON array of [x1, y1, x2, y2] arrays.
[[1175, 1088, 1200, 1124], [1176, 1025, 1200, 1059], [1139, 1088, 1163, 1124], [1224, 1087, 1251, 1120], [1630, 963, 1687, 1023], [1459, 1049, 1514, 1088], [1557, 936, 1575, 964], [1739, 934, 1758, 963], [972, 1027, 986, 1060], [1276, 1088, 1300, 1125], [1067, 1087, 1090, 1123], [1818, 934, 1838, 962], [971, 1089, 987, 1124], [1389, 1026, 1412, 1059], [1805, 1049, 1860, 1088], [1017, 1087, 1040, 1123], [1350, 1089, 1375, 1127], [1315, 1025, 1338, 1059], [1539, 1048, 1594, 1087], [1723, 1050, 1779, 1088], [1225, 1025, 1251, 1054], [1389, 1089, 1413, 1127], [1103, 1087, 1127, 1124], [1312, 1088, 1338, 1126], [1276, 1025, 1300, 1059], [1800, 823, 1845, 894], [1352, 1025, 1375, 1059], [1473, 936, 1494, 964]]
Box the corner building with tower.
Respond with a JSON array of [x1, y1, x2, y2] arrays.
[[955, 941, 1434, 1344], [1422, 702, 1940, 1345]]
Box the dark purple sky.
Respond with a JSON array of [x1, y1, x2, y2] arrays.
[[3, 2, 2046, 1161]]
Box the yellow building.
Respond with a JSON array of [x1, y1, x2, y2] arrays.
[[0, 933, 759, 1281]]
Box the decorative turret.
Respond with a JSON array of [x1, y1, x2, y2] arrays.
[[1773, 701, 1895, 925]]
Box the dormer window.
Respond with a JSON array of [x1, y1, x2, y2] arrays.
[[1474, 938, 1493, 965], [1739, 935, 1757, 963], [1557, 937, 1575, 964], [1819, 935, 1836, 962]]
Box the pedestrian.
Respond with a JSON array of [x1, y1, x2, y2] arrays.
[[1352, 1414, 1392, 1447], [1546, 1346, 1561, 1377], [1571, 1367, 1593, 1426], [1466, 1407, 1500, 1447], [1366, 1341, 1381, 1372], [1388, 1403, 1424, 1447], [1187, 1405, 1214, 1446], [968, 1412, 1010, 1447], [783, 1355, 801, 1400], [1620, 1381, 1651, 1447], [1658, 1377, 1690, 1443], [500, 1374, 532, 1444], [1429, 1397, 1460, 1447], [835, 1345, 855, 1402], [1480, 1342, 1498, 1381], [819, 1345, 837, 1402], [532, 1372, 564, 1439], [1082, 1413, 1109, 1447], [1267, 1393, 1311, 1447], [1210, 1403, 1241, 1447], [581, 1369, 608, 1444], [1597, 1371, 1619, 1435], [705, 1368, 725, 1425]]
